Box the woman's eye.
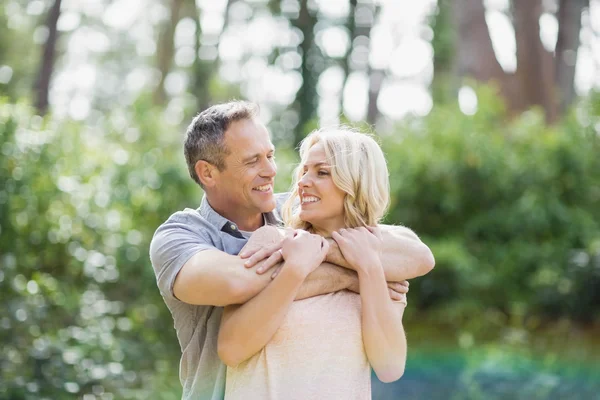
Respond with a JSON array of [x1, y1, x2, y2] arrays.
[[318, 170, 329, 176]]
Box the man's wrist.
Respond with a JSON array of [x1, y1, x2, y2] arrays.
[[341, 267, 359, 292], [325, 238, 355, 270]]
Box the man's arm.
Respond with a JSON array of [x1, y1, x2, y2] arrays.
[[173, 250, 272, 306], [174, 252, 357, 306], [173, 226, 356, 306], [326, 224, 435, 282]]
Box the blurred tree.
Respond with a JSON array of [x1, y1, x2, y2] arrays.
[[189, 0, 239, 112], [291, 0, 322, 147], [449, 0, 590, 122], [154, 0, 185, 105], [429, 0, 458, 104], [555, 0, 588, 113], [365, 3, 382, 126], [340, 0, 381, 124], [34, 0, 62, 114]]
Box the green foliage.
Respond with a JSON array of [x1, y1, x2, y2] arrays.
[[0, 97, 191, 399], [384, 87, 600, 323], [1, 89, 600, 398], [0, 4, 39, 101]]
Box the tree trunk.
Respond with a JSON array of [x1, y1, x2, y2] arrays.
[[555, 0, 588, 113], [292, 0, 320, 147], [342, 0, 361, 85], [451, 0, 587, 122], [191, 0, 211, 112], [154, 0, 185, 105], [363, 3, 381, 125], [430, 0, 456, 104], [451, 0, 526, 114], [512, 0, 557, 121], [366, 68, 384, 125], [34, 0, 62, 114], [451, 0, 505, 84], [343, 0, 378, 122]]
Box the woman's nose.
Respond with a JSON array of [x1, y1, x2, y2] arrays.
[[298, 173, 311, 188]]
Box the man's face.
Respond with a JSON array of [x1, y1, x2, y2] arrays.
[[212, 118, 277, 219]]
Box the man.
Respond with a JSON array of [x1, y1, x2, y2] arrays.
[[149, 101, 434, 400]]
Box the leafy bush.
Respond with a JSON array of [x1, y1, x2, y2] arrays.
[[1, 89, 599, 398], [384, 88, 600, 323], [0, 97, 191, 399]]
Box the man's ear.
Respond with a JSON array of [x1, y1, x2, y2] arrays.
[[195, 160, 218, 188]]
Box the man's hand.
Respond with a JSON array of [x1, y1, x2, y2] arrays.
[[239, 226, 285, 275]]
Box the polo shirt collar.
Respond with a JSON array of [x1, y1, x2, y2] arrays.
[[198, 195, 282, 239]]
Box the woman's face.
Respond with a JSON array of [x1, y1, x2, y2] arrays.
[[297, 142, 346, 236]]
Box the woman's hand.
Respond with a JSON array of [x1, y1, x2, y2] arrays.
[[281, 230, 329, 279], [331, 226, 382, 272]]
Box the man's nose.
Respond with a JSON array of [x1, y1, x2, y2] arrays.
[[261, 158, 277, 178]]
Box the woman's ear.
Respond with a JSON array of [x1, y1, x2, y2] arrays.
[[195, 160, 217, 188]]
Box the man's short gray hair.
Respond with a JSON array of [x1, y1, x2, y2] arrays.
[[184, 101, 259, 187]]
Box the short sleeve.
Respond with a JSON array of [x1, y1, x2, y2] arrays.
[[149, 212, 214, 302]]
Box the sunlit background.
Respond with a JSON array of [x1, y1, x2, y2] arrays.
[[1, 0, 600, 399]]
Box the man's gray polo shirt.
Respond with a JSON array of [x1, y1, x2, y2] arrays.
[[149, 194, 286, 400]]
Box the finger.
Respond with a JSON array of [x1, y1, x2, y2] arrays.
[[244, 248, 271, 268], [271, 265, 282, 279], [395, 293, 408, 306], [331, 231, 346, 246], [239, 246, 259, 259], [396, 285, 409, 294], [388, 282, 409, 294], [401, 280, 410, 292], [389, 288, 402, 301], [244, 243, 282, 268], [257, 250, 283, 274]]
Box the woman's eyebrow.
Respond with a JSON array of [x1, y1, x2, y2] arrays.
[[303, 162, 332, 168]]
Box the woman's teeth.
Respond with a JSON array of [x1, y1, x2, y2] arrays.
[[302, 196, 320, 204]]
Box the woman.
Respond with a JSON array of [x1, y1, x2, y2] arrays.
[[219, 128, 407, 399]]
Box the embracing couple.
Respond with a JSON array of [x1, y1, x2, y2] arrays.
[[149, 101, 435, 400]]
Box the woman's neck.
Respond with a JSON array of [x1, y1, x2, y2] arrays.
[[309, 220, 345, 238]]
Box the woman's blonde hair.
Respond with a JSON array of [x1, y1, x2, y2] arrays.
[[282, 127, 390, 231]]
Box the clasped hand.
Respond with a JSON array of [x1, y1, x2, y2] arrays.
[[239, 226, 328, 278], [239, 225, 409, 300], [331, 226, 383, 272]]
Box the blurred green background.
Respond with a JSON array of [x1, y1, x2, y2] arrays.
[[1, 0, 599, 399]]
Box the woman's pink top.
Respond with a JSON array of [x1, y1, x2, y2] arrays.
[[225, 290, 371, 400]]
